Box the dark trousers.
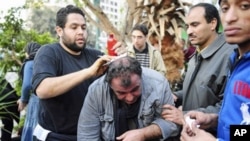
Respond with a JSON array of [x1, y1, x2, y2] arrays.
[[1, 103, 20, 141], [33, 132, 76, 141]]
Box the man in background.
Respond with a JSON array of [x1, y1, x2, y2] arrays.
[[162, 2, 236, 136], [181, 0, 250, 140], [127, 24, 166, 75]]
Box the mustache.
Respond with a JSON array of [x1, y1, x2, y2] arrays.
[[188, 34, 196, 38]]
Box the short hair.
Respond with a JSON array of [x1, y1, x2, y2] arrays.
[[105, 56, 142, 87], [56, 5, 85, 28], [132, 24, 148, 36], [189, 3, 221, 32]]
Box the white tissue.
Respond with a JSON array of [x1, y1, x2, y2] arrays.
[[185, 116, 200, 130]]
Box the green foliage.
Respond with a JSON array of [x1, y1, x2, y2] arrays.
[[0, 6, 57, 97], [0, 68, 20, 134], [28, 6, 59, 37], [0, 7, 24, 71], [0, 5, 57, 133], [0, 79, 18, 117]]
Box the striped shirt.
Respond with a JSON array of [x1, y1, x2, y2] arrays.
[[134, 45, 150, 68]]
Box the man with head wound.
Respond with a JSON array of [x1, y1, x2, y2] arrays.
[[77, 56, 179, 141]]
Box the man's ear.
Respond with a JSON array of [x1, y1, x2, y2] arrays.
[[55, 26, 63, 37], [211, 18, 217, 31]]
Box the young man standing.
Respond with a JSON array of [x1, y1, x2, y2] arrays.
[[32, 5, 119, 141], [127, 24, 166, 75]]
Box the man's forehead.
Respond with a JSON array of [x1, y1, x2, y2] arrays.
[[132, 30, 144, 35], [66, 13, 86, 23], [185, 9, 205, 24], [188, 6, 205, 15]]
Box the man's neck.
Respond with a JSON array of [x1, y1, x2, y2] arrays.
[[134, 43, 147, 52], [238, 41, 250, 57], [198, 33, 219, 51], [60, 42, 81, 55]]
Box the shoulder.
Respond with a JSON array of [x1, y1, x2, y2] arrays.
[[87, 76, 109, 99], [148, 43, 161, 55], [89, 75, 106, 87], [203, 34, 236, 58], [142, 67, 167, 82], [41, 43, 59, 49], [84, 45, 104, 56], [219, 43, 236, 59], [82, 46, 104, 64], [216, 34, 237, 51], [37, 43, 60, 55], [127, 45, 134, 53], [147, 43, 156, 50], [20, 60, 33, 75], [221, 43, 237, 51], [24, 61, 33, 68]]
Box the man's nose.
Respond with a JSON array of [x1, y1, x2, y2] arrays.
[[125, 93, 134, 102]]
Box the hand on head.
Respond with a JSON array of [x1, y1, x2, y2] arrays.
[[90, 55, 114, 77]]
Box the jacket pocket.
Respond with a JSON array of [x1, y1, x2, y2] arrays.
[[141, 108, 155, 126], [100, 114, 114, 140]]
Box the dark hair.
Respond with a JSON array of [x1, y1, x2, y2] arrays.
[[56, 5, 85, 28], [132, 24, 148, 36], [20, 42, 41, 80], [25, 42, 41, 60], [190, 3, 221, 32], [105, 56, 142, 87]]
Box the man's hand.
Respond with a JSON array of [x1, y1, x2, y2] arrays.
[[112, 41, 127, 55], [172, 93, 178, 102], [116, 124, 162, 141], [17, 99, 27, 111], [161, 104, 185, 125], [180, 123, 216, 141], [89, 55, 114, 77], [116, 129, 145, 141], [184, 111, 218, 129]]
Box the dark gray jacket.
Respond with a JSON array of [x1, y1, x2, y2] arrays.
[[175, 34, 237, 113]]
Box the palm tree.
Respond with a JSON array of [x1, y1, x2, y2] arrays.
[[128, 0, 192, 86], [80, 0, 192, 88]]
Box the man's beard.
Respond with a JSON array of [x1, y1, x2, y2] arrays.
[[61, 32, 87, 52], [64, 42, 85, 52]]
